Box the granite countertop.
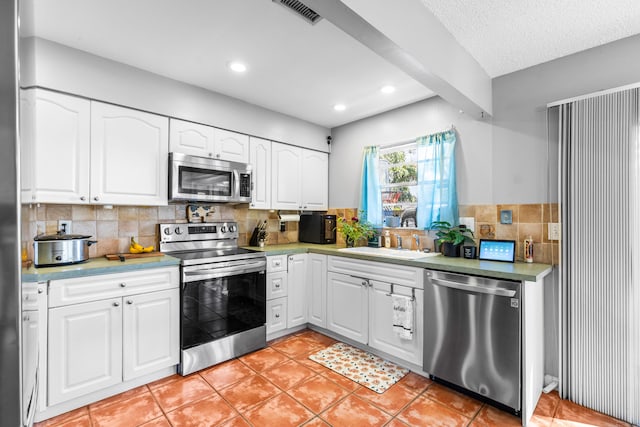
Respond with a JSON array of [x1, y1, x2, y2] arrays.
[[21, 255, 181, 283], [244, 243, 553, 282]]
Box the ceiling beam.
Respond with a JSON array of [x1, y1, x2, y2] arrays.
[[300, 0, 493, 117]]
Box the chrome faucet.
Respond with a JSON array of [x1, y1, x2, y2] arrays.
[[395, 234, 403, 250], [412, 234, 420, 251]]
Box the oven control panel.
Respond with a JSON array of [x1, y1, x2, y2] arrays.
[[159, 222, 238, 242]]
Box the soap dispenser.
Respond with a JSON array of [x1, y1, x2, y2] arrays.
[[384, 230, 391, 248]]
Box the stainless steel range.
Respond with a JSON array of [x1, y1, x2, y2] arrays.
[[159, 221, 266, 375]]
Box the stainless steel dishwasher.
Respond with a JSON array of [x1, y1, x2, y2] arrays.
[[423, 270, 521, 413]]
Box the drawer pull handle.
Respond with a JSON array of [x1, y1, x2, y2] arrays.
[[126, 300, 133, 305], [120, 283, 126, 287], [113, 302, 120, 307]]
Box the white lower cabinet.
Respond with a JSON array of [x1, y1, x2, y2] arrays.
[[266, 255, 288, 336], [266, 297, 288, 335], [287, 254, 308, 328], [326, 272, 369, 344], [368, 281, 424, 365], [307, 253, 327, 327], [326, 256, 424, 364], [47, 267, 179, 407], [48, 299, 123, 405]]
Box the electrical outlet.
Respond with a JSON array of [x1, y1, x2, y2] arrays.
[[548, 223, 561, 240], [459, 217, 475, 232], [58, 220, 72, 234]]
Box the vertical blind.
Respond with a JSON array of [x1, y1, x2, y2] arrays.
[[559, 88, 640, 424]]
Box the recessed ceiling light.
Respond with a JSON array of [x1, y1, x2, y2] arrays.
[[228, 61, 247, 73], [381, 85, 396, 94], [334, 104, 346, 111]]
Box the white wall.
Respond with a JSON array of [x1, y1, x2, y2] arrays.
[[330, 96, 494, 208], [20, 37, 330, 152], [330, 33, 640, 208]]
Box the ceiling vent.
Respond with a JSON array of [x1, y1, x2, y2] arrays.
[[273, 0, 323, 25]]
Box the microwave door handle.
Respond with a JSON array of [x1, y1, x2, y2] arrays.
[[233, 169, 240, 199]]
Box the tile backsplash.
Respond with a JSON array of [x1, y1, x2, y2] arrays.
[[22, 203, 559, 265], [329, 203, 560, 265], [21, 204, 298, 260]]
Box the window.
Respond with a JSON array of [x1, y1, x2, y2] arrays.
[[379, 143, 418, 227]]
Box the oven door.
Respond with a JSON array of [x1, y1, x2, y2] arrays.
[[181, 259, 266, 350]]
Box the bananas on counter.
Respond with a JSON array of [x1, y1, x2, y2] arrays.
[[129, 237, 154, 254]]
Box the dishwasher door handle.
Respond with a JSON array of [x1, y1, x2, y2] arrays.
[[431, 278, 516, 297]]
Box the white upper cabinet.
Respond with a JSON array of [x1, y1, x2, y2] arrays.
[[214, 128, 249, 163], [301, 149, 328, 210], [20, 89, 91, 204], [272, 142, 303, 210], [169, 118, 215, 157], [91, 102, 168, 205], [272, 142, 328, 211], [169, 119, 249, 163], [249, 136, 271, 209]]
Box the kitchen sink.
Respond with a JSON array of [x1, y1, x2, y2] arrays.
[[337, 246, 441, 260]]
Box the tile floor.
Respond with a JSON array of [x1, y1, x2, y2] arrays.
[[35, 329, 631, 427]]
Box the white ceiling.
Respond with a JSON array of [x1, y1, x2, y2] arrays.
[[21, 0, 640, 128], [420, 0, 640, 77]]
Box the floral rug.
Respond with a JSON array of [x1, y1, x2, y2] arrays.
[[308, 342, 409, 394]]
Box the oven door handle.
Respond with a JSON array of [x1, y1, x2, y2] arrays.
[[184, 262, 265, 282]]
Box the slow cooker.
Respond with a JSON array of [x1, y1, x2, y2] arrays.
[[33, 233, 97, 267]]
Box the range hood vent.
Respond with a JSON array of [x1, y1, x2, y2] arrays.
[[273, 0, 323, 25]]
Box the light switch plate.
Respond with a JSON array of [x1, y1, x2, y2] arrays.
[[548, 223, 561, 240]]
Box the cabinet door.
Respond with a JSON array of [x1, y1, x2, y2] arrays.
[[301, 149, 328, 210], [267, 270, 288, 300], [266, 297, 288, 336], [287, 254, 307, 328], [327, 272, 368, 344], [21, 89, 91, 204], [123, 289, 179, 380], [48, 298, 122, 406], [272, 142, 302, 210], [368, 281, 423, 365], [213, 128, 249, 163], [90, 102, 168, 205], [307, 253, 327, 327], [169, 118, 215, 157], [249, 137, 271, 209]]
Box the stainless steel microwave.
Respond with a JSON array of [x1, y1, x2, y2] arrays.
[[169, 152, 252, 203]]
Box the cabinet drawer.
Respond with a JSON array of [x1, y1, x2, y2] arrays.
[[266, 271, 288, 300], [327, 256, 423, 289], [49, 267, 179, 307], [266, 297, 287, 335], [267, 254, 287, 273]]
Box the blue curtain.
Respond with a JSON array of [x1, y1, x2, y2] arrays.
[[416, 130, 459, 228], [359, 146, 382, 226]]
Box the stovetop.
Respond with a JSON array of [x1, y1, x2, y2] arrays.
[[167, 247, 265, 266]]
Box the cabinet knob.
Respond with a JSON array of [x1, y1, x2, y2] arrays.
[[303, 205, 307, 209], [216, 153, 221, 158], [289, 256, 293, 261], [37, 288, 43, 294], [93, 196, 100, 201], [250, 203, 254, 207], [208, 152, 213, 157], [275, 283, 280, 288], [80, 196, 86, 201], [113, 302, 120, 307], [126, 300, 133, 305], [120, 283, 126, 287], [298, 206, 302, 209], [362, 280, 368, 287], [275, 314, 280, 318]]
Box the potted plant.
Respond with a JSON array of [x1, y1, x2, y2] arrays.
[[429, 221, 475, 257], [336, 214, 375, 247]]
